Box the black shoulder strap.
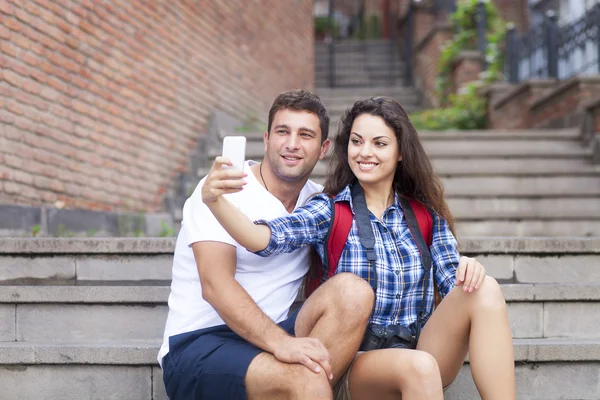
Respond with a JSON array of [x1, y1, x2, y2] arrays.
[[399, 197, 433, 339], [351, 183, 378, 292]]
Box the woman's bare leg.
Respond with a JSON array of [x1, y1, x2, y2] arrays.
[[417, 276, 516, 399], [347, 349, 444, 400]]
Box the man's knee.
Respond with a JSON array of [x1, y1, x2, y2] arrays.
[[246, 354, 333, 400], [326, 273, 374, 319], [284, 367, 332, 400]]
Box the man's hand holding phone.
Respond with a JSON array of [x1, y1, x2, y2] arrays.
[[202, 136, 247, 204]]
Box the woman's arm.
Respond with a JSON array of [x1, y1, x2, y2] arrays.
[[429, 213, 460, 298], [202, 157, 271, 252]]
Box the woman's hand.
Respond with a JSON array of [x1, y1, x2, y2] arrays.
[[455, 256, 486, 293], [202, 156, 247, 204]]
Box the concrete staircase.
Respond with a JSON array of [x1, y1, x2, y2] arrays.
[[315, 40, 404, 88], [1, 237, 600, 399], [208, 127, 600, 238]]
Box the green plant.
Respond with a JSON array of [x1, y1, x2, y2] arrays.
[[86, 229, 97, 237], [159, 220, 176, 237], [54, 224, 75, 237], [436, 0, 507, 98], [314, 16, 338, 38], [411, 82, 486, 130], [234, 113, 267, 133], [354, 14, 382, 40], [31, 225, 41, 237]]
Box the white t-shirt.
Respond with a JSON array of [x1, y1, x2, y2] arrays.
[[158, 160, 323, 365]]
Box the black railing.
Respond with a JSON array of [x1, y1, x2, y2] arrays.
[[506, 4, 600, 83]]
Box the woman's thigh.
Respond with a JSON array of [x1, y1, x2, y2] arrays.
[[346, 348, 443, 400], [416, 285, 475, 386]]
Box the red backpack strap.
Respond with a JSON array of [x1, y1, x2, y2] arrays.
[[325, 200, 353, 278], [304, 197, 353, 298], [407, 198, 433, 247]]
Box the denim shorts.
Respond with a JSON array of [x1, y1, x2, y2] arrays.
[[162, 308, 300, 400]]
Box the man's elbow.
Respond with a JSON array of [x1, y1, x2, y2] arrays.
[[200, 275, 222, 303]]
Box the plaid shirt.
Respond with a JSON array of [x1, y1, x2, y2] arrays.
[[256, 184, 459, 334]]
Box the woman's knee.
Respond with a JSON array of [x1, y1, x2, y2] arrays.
[[474, 276, 506, 312], [386, 350, 443, 396]]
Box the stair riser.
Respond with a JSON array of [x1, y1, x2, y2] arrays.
[[0, 304, 167, 343], [0, 301, 596, 342], [456, 221, 600, 237], [445, 362, 600, 400]]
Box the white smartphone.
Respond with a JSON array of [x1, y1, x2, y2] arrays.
[[221, 136, 246, 171]]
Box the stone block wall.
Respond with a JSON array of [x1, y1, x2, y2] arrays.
[[0, 0, 313, 212]]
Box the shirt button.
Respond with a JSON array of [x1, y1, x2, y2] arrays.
[[396, 294, 401, 299], [391, 248, 396, 254], [395, 270, 400, 275]]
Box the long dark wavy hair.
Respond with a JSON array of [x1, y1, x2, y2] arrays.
[[323, 96, 455, 234]]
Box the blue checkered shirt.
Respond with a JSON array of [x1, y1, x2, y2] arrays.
[[256, 184, 459, 334]]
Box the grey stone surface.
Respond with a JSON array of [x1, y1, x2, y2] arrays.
[[456, 220, 600, 238], [0, 256, 75, 283], [460, 238, 600, 254], [515, 256, 600, 284], [507, 302, 543, 339], [445, 362, 600, 399], [153, 366, 169, 400], [0, 365, 151, 400], [0, 342, 159, 364], [1, 237, 598, 256], [0, 204, 41, 231], [0, 305, 15, 341], [474, 255, 514, 280], [444, 176, 600, 197], [76, 255, 173, 282], [544, 302, 600, 338], [0, 286, 169, 303], [424, 139, 591, 157], [448, 197, 600, 219], [17, 304, 168, 343], [0, 238, 175, 254]]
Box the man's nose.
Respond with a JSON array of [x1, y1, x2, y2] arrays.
[[286, 133, 300, 150]]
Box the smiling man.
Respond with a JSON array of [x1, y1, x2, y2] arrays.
[[158, 90, 374, 400]]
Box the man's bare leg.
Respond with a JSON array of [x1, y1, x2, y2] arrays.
[[246, 273, 374, 399]]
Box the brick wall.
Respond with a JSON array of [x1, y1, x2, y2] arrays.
[[0, 0, 313, 212]]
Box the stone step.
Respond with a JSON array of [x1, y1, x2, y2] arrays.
[[442, 176, 600, 197], [1, 339, 600, 399], [0, 284, 598, 342], [448, 197, 600, 219], [209, 140, 593, 164], [315, 85, 417, 97], [2, 238, 598, 283], [455, 219, 600, 238], [306, 157, 600, 177]]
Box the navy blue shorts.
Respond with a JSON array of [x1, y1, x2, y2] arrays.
[[162, 308, 300, 400]]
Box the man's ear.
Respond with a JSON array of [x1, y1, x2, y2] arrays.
[[263, 131, 269, 152], [319, 139, 331, 160]]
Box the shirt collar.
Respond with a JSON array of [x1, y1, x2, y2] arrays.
[[334, 184, 402, 214]]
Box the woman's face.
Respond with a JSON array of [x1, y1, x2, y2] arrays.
[[347, 113, 401, 187]]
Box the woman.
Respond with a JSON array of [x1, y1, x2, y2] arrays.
[[202, 97, 515, 400]]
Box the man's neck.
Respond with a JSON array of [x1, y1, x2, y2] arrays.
[[250, 163, 307, 213]]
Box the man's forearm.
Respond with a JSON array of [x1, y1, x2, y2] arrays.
[[206, 277, 290, 354], [206, 197, 271, 252]]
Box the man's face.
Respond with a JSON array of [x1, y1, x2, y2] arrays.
[[263, 109, 330, 183]]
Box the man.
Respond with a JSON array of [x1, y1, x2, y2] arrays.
[[159, 89, 374, 400]]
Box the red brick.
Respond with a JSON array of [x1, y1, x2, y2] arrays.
[[0, 24, 10, 39], [0, 0, 14, 15]]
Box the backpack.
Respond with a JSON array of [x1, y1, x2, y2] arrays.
[[305, 193, 434, 299]]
